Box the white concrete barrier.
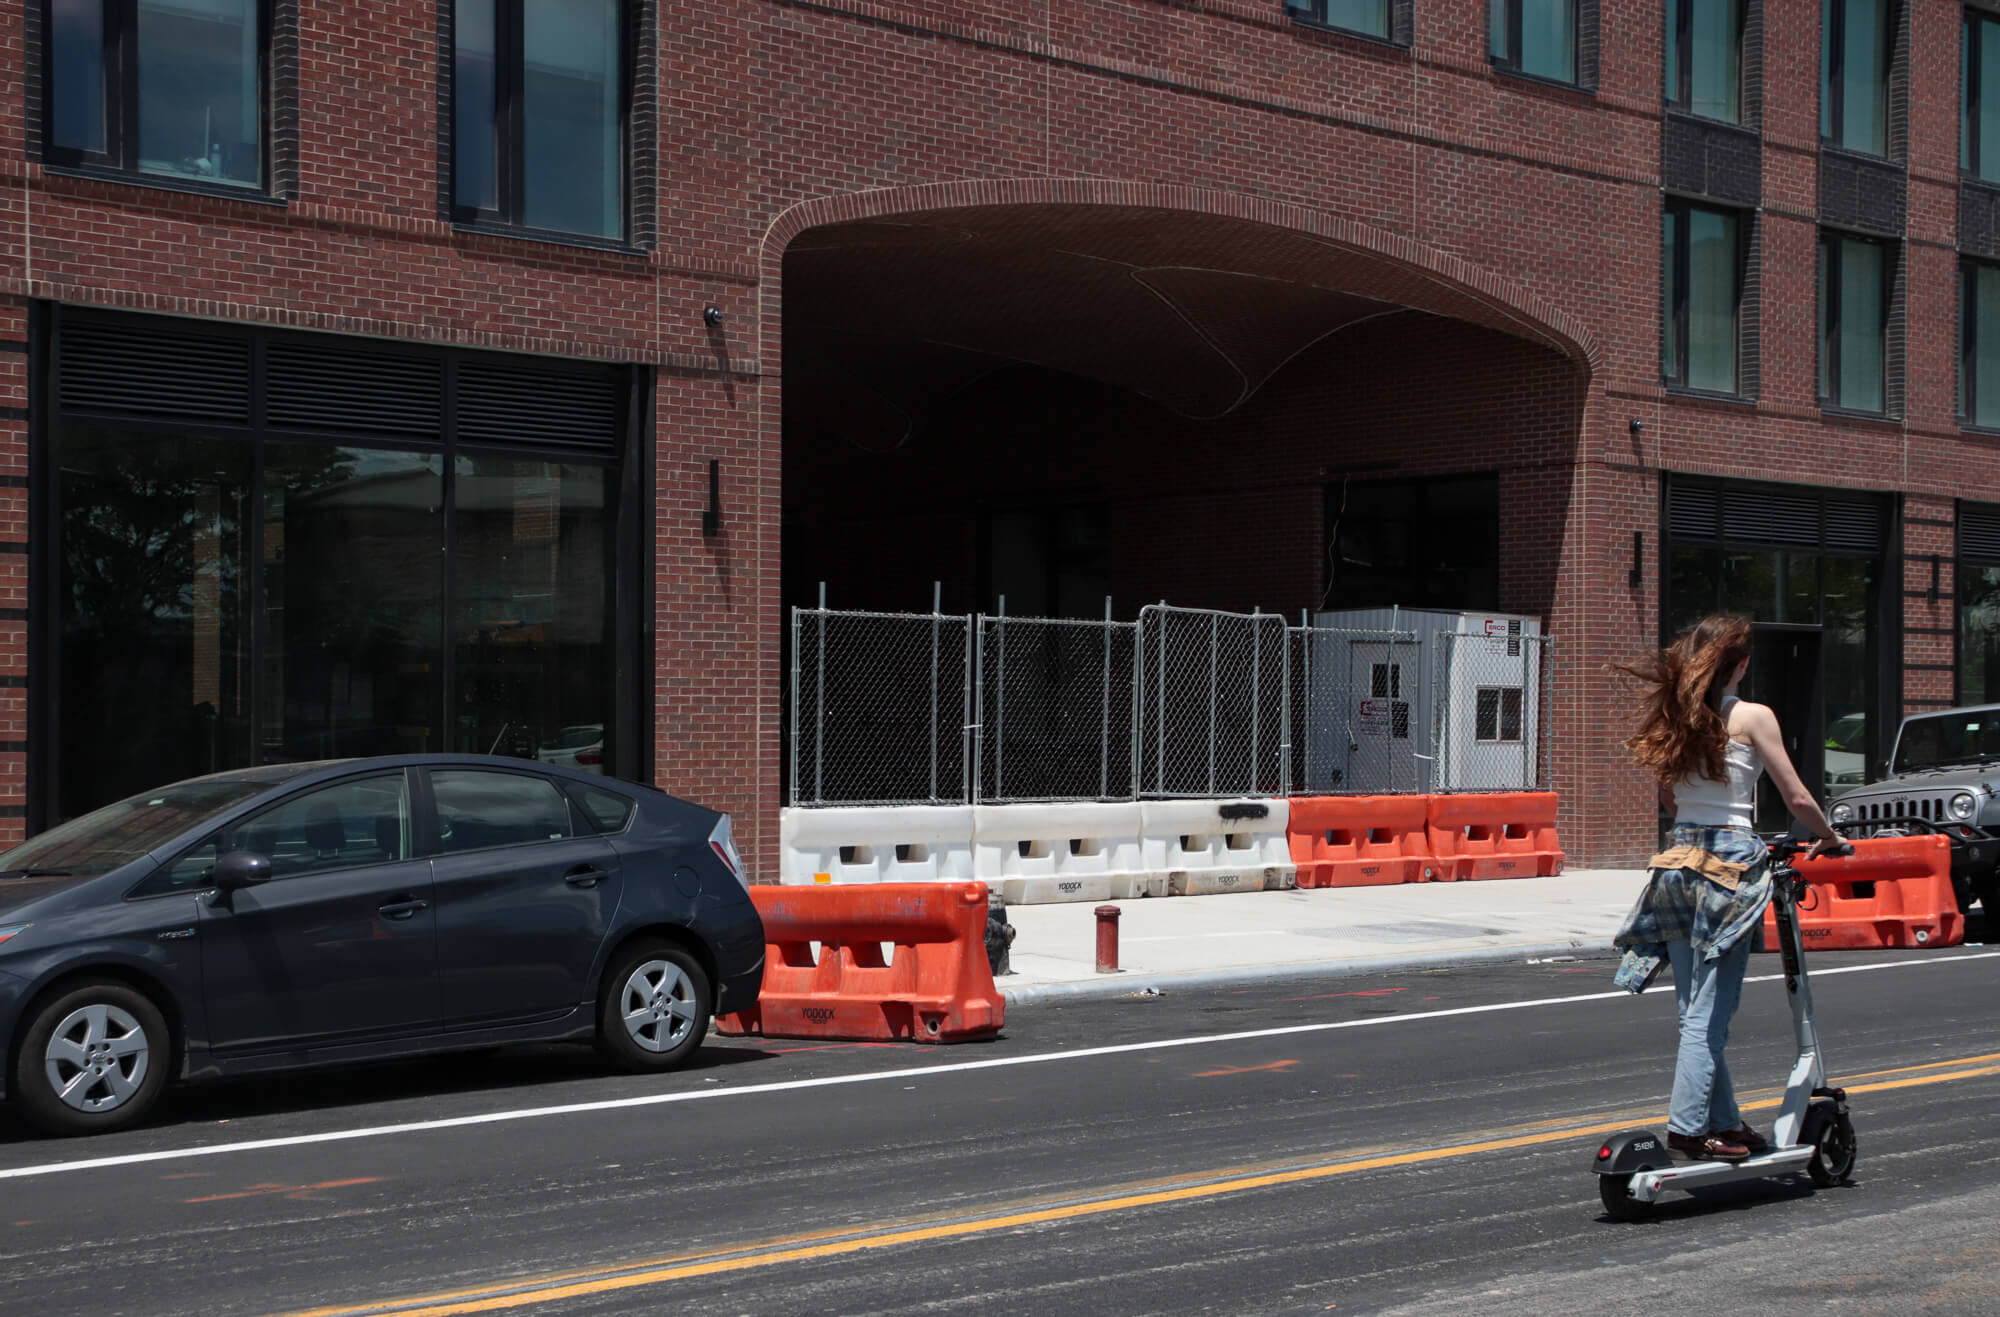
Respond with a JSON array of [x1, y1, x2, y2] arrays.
[[1139, 799, 1297, 896], [779, 806, 976, 885], [971, 802, 1163, 904]]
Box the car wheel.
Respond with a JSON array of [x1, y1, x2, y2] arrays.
[[10, 981, 170, 1137], [596, 942, 711, 1073]]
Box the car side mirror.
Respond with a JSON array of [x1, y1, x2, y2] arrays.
[[213, 851, 273, 891]]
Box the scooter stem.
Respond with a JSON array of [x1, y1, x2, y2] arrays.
[[1770, 870, 1827, 1149]]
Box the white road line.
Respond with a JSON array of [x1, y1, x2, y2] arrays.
[[4, 949, 1996, 1182]]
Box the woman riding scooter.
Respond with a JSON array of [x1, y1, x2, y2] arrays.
[[1611, 614, 1844, 1161]]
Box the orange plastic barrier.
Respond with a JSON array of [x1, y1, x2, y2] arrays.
[[1424, 792, 1565, 881], [714, 881, 1005, 1043], [1288, 795, 1435, 887], [1758, 834, 1963, 951]]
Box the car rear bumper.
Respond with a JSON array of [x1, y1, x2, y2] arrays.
[[0, 967, 27, 1102]]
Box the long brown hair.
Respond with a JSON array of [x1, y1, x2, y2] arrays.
[[1611, 614, 1752, 785]]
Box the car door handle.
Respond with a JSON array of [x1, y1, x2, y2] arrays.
[[565, 867, 609, 888], [378, 897, 429, 920]]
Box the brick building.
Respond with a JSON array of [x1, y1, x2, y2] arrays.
[[4, 0, 1996, 867]]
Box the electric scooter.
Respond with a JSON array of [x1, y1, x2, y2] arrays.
[[1593, 835, 1860, 1220]]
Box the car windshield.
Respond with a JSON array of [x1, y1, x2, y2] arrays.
[[0, 776, 281, 880], [1892, 711, 2000, 774], [550, 726, 602, 750]]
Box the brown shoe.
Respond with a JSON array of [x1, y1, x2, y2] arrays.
[[1717, 1123, 1770, 1154], [1668, 1131, 1751, 1161]]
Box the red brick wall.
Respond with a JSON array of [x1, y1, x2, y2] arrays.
[[5, 0, 1993, 868]]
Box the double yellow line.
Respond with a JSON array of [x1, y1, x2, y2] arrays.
[[281, 1051, 2000, 1317]]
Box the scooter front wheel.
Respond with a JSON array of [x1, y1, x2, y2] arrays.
[[1808, 1111, 1858, 1187], [1598, 1173, 1654, 1221]]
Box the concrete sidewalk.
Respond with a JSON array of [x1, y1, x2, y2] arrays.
[[997, 870, 1650, 1004]]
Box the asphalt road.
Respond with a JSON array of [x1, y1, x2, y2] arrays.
[[2, 945, 1998, 1316]]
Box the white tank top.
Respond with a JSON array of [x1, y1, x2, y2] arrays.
[[1672, 697, 1764, 829]]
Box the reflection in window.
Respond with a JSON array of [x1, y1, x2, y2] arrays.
[[1962, 260, 2000, 428], [1325, 474, 1499, 610], [453, 0, 626, 238], [45, 0, 264, 188], [264, 446, 444, 764], [1819, 231, 1889, 413], [452, 458, 611, 771], [1960, 562, 2000, 706], [1284, 0, 1389, 39], [221, 773, 412, 879], [57, 426, 252, 817], [1665, 0, 1741, 123], [1663, 201, 1742, 394], [432, 769, 573, 851], [1490, 0, 1577, 84], [1820, 0, 1891, 157], [1969, 15, 2000, 182]]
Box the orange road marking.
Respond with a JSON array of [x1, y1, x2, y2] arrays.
[[186, 1177, 383, 1204], [1194, 1060, 1301, 1078], [1280, 989, 1406, 1003]]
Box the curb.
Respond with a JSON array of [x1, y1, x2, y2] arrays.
[[998, 940, 1620, 1006]]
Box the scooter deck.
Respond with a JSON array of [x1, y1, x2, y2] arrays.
[[1629, 1146, 1815, 1201]]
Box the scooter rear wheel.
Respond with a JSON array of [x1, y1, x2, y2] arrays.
[[1598, 1173, 1654, 1221], [1807, 1112, 1857, 1187]]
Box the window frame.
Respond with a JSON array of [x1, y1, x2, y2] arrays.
[[1283, 0, 1400, 44], [1474, 686, 1526, 744], [1962, 256, 2000, 429], [40, 0, 274, 195], [426, 765, 579, 856], [1818, 228, 1893, 416], [1662, 197, 1747, 397], [1820, 0, 1896, 158], [448, 0, 635, 244], [1663, 0, 1744, 123], [1968, 9, 2000, 181], [1490, 0, 1582, 87]]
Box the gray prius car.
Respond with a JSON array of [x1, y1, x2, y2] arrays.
[[0, 757, 764, 1136]]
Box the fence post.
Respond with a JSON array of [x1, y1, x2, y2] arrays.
[[788, 605, 802, 806], [972, 611, 986, 806], [1155, 605, 1166, 796], [1100, 597, 1113, 800], [1386, 610, 1400, 793], [1250, 607, 1261, 797], [994, 596, 1006, 802], [929, 582, 942, 804], [1131, 612, 1144, 800], [814, 582, 827, 806], [1207, 613, 1218, 795], [961, 612, 975, 805]]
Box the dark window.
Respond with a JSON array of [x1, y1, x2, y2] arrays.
[[1371, 662, 1401, 699], [1475, 687, 1525, 742], [567, 781, 635, 834], [1665, 0, 1742, 122], [215, 772, 412, 882], [1490, 0, 1577, 83], [1819, 230, 1890, 413], [1663, 200, 1743, 394], [452, 0, 628, 239], [44, 0, 266, 190], [1959, 502, 2000, 706], [1285, 0, 1389, 40], [1324, 474, 1499, 611], [432, 769, 574, 852], [1821, 0, 1893, 156], [1970, 12, 2000, 181], [1963, 259, 2000, 428]]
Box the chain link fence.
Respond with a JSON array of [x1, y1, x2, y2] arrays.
[[789, 603, 1556, 805]]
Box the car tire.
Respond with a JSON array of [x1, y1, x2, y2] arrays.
[[595, 941, 711, 1073], [10, 981, 171, 1137]]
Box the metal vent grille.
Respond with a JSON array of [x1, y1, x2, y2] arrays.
[[455, 360, 624, 454], [57, 318, 252, 425], [1667, 483, 1719, 541], [1824, 499, 1886, 553], [1963, 502, 2000, 564], [1723, 486, 1819, 546], [266, 342, 443, 439]]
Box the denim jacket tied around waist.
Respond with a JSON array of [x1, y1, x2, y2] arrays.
[[1612, 825, 1772, 994]]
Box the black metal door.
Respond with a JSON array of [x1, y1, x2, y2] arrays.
[[1746, 624, 1825, 833]]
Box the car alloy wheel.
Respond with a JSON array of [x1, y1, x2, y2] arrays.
[[44, 1003, 152, 1113], [620, 958, 700, 1053]]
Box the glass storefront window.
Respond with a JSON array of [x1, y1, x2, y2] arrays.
[[1820, 556, 1873, 795], [136, 0, 262, 188], [263, 446, 445, 764], [1961, 564, 2000, 707], [451, 459, 611, 769], [57, 427, 252, 813]]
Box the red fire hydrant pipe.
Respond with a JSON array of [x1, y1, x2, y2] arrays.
[[1094, 904, 1122, 974]]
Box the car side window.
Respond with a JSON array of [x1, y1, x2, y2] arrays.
[[431, 769, 574, 854], [222, 773, 413, 882], [567, 782, 635, 835]]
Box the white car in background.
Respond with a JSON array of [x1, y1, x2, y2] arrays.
[[1824, 712, 1867, 796], [538, 725, 605, 775]]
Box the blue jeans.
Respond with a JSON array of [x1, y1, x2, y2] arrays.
[[1666, 933, 1751, 1136]]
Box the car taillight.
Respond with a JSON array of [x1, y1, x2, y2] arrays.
[[576, 747, 602, 766], [709, 815, 748, 888]]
